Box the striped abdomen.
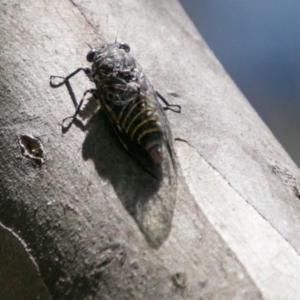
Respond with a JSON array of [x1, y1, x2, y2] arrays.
[[101, 87, 164, 164]]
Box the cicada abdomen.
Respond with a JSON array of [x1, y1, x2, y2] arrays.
[[50, 41, 181, 247]]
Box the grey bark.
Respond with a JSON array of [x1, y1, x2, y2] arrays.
[[1, 0, 300, 299]]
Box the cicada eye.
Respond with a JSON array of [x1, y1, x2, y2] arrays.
[[119, 42, 130, 52], [86, 49, 96, 62]]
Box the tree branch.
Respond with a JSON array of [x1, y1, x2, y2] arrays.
[[1, 0, 300, 299]]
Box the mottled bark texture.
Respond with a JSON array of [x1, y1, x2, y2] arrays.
[[1, 0, 300, 299]]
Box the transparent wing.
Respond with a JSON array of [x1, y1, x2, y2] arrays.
[[108, 91, 177, 248]]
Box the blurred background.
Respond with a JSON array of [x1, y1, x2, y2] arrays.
[[179, 1, 300, 167]]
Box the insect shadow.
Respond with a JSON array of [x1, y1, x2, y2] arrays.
[[77, 110, 174, 249]]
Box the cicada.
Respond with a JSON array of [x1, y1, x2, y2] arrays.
[[50, 42, 180, 179], [50, 42, 181, 246]]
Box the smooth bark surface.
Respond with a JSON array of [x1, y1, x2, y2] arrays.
[[1, 0, 300, 299]]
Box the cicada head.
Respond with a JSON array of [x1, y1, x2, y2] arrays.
[[86, 42, 130, 63], [85, 42, 135, 85]]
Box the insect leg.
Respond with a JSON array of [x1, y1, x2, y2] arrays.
[[50, 67, 91, 88], [63, 88, 97, 123], [156, 91, 181, 113]]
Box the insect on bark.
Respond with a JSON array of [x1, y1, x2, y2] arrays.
[[50, 42, 181, 180]]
